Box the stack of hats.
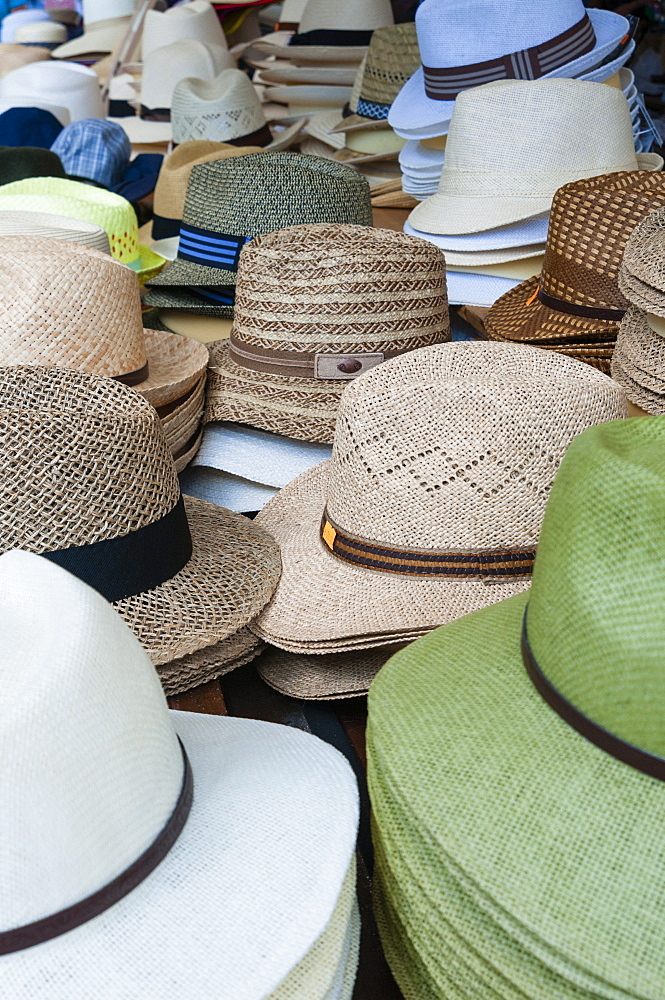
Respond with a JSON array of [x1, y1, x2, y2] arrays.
[[303, 23, 420, 165], [2, 7, 67, 49], [248, 341, 626, 699], [404, 78, 662, 308], [483, 172, 665, 373], [144, 151, 373, 317], [367, 416, 665, 1000], [0, 237, 208, 472], [0, 550, 360, 999], [612, 206, 665, 414]]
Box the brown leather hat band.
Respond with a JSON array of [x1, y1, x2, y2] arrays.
[[537, 287, 626, 321], [322, 511, 536, 578], [227, 336, 390, 380], [113, 361, 150, 387]]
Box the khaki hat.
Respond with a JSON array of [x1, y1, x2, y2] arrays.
[[252, 0, 393, 64], [408, 79, 663, 237], [206, 222, 451, 442], [619, 205, 665, 316], [0, 366, 281, 665], [159, 627, 265, 696], [0, 41, 52, 77], [250, 341, 627, 653], [611, 307, 665, 414]]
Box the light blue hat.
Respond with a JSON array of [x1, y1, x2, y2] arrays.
[[51, 118, 131, 189]]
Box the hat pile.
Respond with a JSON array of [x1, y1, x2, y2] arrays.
[[249, 341, 626, 661], [0, 548, 360, 997], [404, 78, 662, 308], [367, 415, 665, 1000], [483, 171, 665, 374], [612, 206, 665, 413]]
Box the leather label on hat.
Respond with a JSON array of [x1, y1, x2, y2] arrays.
[[314, 353, 384, 379]]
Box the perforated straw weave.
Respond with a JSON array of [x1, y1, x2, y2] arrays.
[[0, 368, 281, 664], [172, 70, 267, 146], [206, 222, 450, 441], [157, 627, 264, 696]]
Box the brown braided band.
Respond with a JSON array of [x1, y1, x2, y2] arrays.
[[321, 511, 535, 578], [423, 14, 595, 101]]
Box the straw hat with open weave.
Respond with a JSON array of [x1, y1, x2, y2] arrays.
[[158, 628, 265, 696], [0, 367, 281, 666], [0, 237, 208, 410], [485, 172, 665, 348], [250, 341, 627, 653], [206, 223, 450, 442], [257, 643, 406, 700], [0, 208, 110, 253], [619, 205, 665, 315], [611, 306, 665, 413]]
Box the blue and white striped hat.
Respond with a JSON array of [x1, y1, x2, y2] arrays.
[[51, 118, 130, 189]]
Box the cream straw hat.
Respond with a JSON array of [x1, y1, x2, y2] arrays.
[[14, 20, 67, 49], [408, 79, 662, 237], [252, 0, 393, 64], [0, 548, 359, 999], [142, 0, 227, 61], [251, 341, 627, 653], [1, 9, 50, 44], [0, 209, 110, 253], [0, 60, 103, 121], [52, 0, 136, 60]]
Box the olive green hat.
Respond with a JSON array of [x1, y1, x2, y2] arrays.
[[368, 415, 665, 999]]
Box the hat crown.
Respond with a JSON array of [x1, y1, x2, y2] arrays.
[[358, 22, 420, 104], [0, 60, 103, 121], [182, 151, 373, 239], [0, 210, 110, 254], [142, 39, 233, 111], [15, 20, 67, 42], [142, 0, 226, 60], [621, 206, 665, 293], [299, 0, 393, 33], [326, 342, 626, 551], [0, 366, 180, 554], [526, 418, 665, 758], [0, 549, 183, 932], [51, 118, 131, 188], [0, 235, 147, 377], [82, 0, 136, 27], [171, 68, 264, 146]]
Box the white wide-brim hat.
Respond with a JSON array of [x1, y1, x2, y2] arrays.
[[52, 15, 134, 59], [142, 0, 228, 61], [0, 60, 103, 121]]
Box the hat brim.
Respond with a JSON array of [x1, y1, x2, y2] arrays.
[[258, 65, 358, 86], [332, 114, 392, 134], [257, 642, 404, 699], [114, 496, 281, 664], [109, 115, 172, 146], [403, 215, 549, 251], [619, 266, 665, 316], [612, 351, 664, 412], [181, 466, 280, 513], [332, 145, 401, 165], [148, 256, 237, 289], [251, 38, 367, 64], [251, 462, 530, 652], [136, 329, 208, 408], [136, 244, 168, 281], [157, 310, 235, 344], [2, 709, 360, 999], [368, 589, 665, 994], [304, 110, 346, 149], [441, 244, 546, 267], [445, 270, 521, 308], [263, 84, 352, 109], [205, 341, 343, 443], [173, 425, 203, 473], [52, 19, 130, 59], [144, 286, 235, 317], [157, 627, 264, 695]]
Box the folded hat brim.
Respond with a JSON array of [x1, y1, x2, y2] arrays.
[[144, 286, 235, 317], [251, 38, 367, 64], [251, 462, 530, 651], [368, 589, 665, 995], [137, 328, 208, 408], [304, 110, 346, 149], [264, 84, 353, 109], [137, 244, 168, 281], [115, 496, 281, 664], [331, 114, 392, 134], [52, 19, 131, 58], [259, 65, 358, 86], [157, 310, 235, 344], [257, 642, 404, 699], [619, 266, 665, 317], [1, 709, 359, 999], [612, 351, 664, 412], [403, 215, 549, 251], [332, 146, 400, 165], [440, 244, 546, 267], [173, 425, 203, 473], [445, 270, 521, 308], [157, 627, 264, 696]]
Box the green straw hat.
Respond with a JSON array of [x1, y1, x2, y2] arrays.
[[145, 150, 372, 316], [368, 415, 665, 999], [0, 176, 165, 280]]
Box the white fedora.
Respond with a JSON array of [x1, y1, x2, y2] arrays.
[[1, 9, 51, 44], [253, 0, 393, 65], [0, 548, 360, 999], [445, 256, 545, 307], [389, 0, 632, 137], [0, 60, 103, 121], [142, 0, 227, 61], [52, 0, 137, 60], [408, 79, 663, 236], [263, 83, 351, 115], [14, 20, 68, 49]]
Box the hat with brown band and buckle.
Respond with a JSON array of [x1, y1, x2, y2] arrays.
[[249, 340, 627, 655], [205, 222, 451, 443]]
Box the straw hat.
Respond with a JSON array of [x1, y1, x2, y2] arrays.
[[611, 307, 665, 414], [145, 151, 373, 314], [52, 0, 135, 59], [250, 341, 627, 653], [0, 9, 51, 44], [258, 643, 404, 699], [14, 19, 67, 49], [142, 0, 227, 61], [408, 79, 662, 237], [0, 367, 281, 665], [51, 118, 131, 188], [390, 0, 633, 137], [0, 237, 208, 409], [485, 172, 665, 353], [206, 223, 451, 442], [0, 144, 65, 185], [619, 205, 665, 314], [0, 59, 103, 121], [0, 176, 165, 278], [151, 309, 234, 345], [252, 0, 393, 64], [368, 415, 665, 1000], [158, 627, 265, 696], [0, 549, 359, 998], [0, 208, 110, 252]]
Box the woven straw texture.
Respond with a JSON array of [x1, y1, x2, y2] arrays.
[[486, 172, 665, 345], [618, 266, 665, 316], [0, 237, 208, 408], [368, 417, 665, 1000], [144, 286, 236, 318], [0, 367, 281, 664], [622, 204, 665, 294], [172, 70, 266, 146], [251, 342, 626, 651], [157, 628, 264, 696], [173, 425, 203, 473], [611, 307, 665, 412], [205, 222, 450, 441], [0, 209, 110, 253], [148, 151, 373, 290], [258, 642, 406, 699], [338, 22, 419, 127], [159, 373, 206, 440]]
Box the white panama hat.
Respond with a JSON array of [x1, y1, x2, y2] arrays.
[[252, 0, 393, 65], [14, 21, 68, 49], [142, 0, 227, 61], [389, 0, 632, 138], [0, 60, 102, 121], [0, 548, 360, 998], [408, 78, 663, 237], [52, 0, 137, 60], [445, 256, 544, 307], [1, 9, 51, 44]]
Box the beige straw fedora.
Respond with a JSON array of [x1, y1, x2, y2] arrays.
[[408, 79, 663, 236], [0, 208, 110, 253], [252, 0, 393, 64], [0, 236, 208, 409], [159, 627, 265, 696], [0, 366, 281, 665], [257, 643, 405, 700], [206, 222, 451, 442], [250, 341, 627, 653]]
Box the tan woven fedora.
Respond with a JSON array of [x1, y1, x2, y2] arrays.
[[250, 341, 627, 653], [0, 366, 281, 664], [408, 79, 663, 236], [0, 237, 208, 409], [485, 172, 665, 349], [206, 222, 451, 443], [159, 628, 265, 696], [257, 643, 404, 700], [619, 205, 665, 315]]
